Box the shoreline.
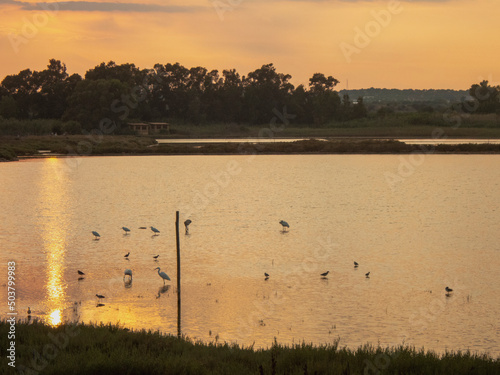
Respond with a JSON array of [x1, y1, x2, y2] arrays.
[[2, 320, 498, 374], [13, 149, 500, 162], [2, 135, 500, 162]]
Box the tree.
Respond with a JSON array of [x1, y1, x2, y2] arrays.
[[308, 73, 340, 125], [0, 95, 19, 118], [1, 68, 38, 118], [352, 96, 368, 119], [150, 62, 190, 120], [467, 80, 500, 114], [210, 69, 243, 123], [35, 59, 81, 118], [309, 73, 339, 94], [289, 84, 313, 124], [85, 61, 143, 87], [0, 59, 81, 119], [243, 63, 294, 124], [63, 79, 130, 130]]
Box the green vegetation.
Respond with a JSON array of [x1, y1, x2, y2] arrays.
[[0, 135, 156, 161], [1, 134, 500, 162], [0, 59, 367, 130], [0, 59, 499, 159], [1, 320, 498, 374]]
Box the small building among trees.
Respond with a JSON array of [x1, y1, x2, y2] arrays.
[[128, 122, 169, 135]]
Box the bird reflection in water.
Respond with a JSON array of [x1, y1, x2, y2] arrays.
[[124, 278, 133, 288], [156, 285, 171, 299], [124, 280, 133, 288]]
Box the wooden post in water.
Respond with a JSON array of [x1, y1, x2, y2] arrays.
[[175, 211, 181, 338]]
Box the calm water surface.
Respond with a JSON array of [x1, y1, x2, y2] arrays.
[[0, 155, 499, 356]]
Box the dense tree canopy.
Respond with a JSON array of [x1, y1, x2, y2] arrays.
[[466, 80, 500, 114], [0, 59, 376, 132]]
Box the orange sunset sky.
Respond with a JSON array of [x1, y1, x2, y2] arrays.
[[1, 0, 499, 90]]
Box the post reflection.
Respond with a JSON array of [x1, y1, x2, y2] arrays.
[[38, 158, 70, 327]]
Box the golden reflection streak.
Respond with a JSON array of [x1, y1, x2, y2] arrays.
[[38, 158, 70, 327], [49, 309, 62, 326]]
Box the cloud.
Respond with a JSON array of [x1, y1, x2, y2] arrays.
[[0, 0, 204, 13], [284, 0, 454, 2]]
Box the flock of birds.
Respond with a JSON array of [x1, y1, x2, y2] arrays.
[[82, 218, 454, 306], [80, 221, 193, 304], [26, 219, 454, 318], [276, 221, 454, 295]]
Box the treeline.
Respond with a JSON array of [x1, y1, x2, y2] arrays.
[[0, 59, 367, 133], [1, 60, 499, 136], [338, 88, 469, 103]]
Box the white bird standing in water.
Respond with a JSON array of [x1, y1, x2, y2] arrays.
[[155, 267, 171, 284], [279, 220, 289, 231]]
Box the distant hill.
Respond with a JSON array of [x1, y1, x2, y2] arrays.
[[338, 88, 470, 103]]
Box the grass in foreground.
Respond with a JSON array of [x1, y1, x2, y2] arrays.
[[0, 321, 498, 375]]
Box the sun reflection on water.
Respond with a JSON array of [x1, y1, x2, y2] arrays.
[[49, 309, 62, 327], [38, 158, 70, 325]]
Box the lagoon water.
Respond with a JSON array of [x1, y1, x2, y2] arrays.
[[0, 154, 499, 357]]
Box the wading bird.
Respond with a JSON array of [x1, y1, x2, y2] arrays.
[[124, 269, 133, 281], [445, 286, 453, 295], [321, 271, 329, 277], [122, 227, 131, 234], [92, 231, 100, 240], [279, 220, 289, 231], [150, 226, 160, 235], [354, 261, 359, 268], [155, 267, 171, 284], [124, 252, 130, 258], [365, 272, 370, 278], [77, 270, 85, 275], [27, 307, 31, 315], [96, 294, 105, 300], [153, 255, 159, 259], [184, 219, 192, 234]]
